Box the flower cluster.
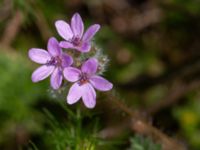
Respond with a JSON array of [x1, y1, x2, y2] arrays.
[[28, 13, 113, 108]]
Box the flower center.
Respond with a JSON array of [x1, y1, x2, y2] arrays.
[[71, 36, 82, 46], [46, 56, 62, 67], [78, 73, 89, 86]]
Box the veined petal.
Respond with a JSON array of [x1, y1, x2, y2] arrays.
[[59, 41, 74, 49], [90, 75, 113, 91], [63, 67, 81, 82], [82, 24, 100, 42], [81, 58, 98, 75], [67, 83, 83, 104], [47, 37, 61, 57], [28, 48, 51, 64], [61, 53, 73, 68], [50, 67, 63, 90], [77, 42, 91, 53], [55, 20, 73, 40], [31, 65, 54, 82], [71, 13, 84, 38], [82, 83, 96, 109]]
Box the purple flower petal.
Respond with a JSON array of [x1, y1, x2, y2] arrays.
[[63, 67, 81, 82], [50, 67, 63, 90], [71, 13, 84, 38], [67, 83, 83, 104], [77, 42, 91, 53], [31, 65, 54, 82], [47, 37, 61, 57], [81, 58, 98, 75], [59, 41, 74, 49], [82, 24, 100, 42], [55, 20, 73, 40], [28, 48, 51, 64], [90, 75, 113, 91], [61, 53, 73, 68], [82, 83, 96, 109]]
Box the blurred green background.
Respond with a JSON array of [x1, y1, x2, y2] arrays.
[[0, 0, 200, 149]]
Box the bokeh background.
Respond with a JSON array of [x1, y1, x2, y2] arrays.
[[0, 0, 200, 149]]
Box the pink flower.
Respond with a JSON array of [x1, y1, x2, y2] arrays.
[[28, 37, 73, 89], [55, 13, 100, 53], [63, 58, 113, 108]]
